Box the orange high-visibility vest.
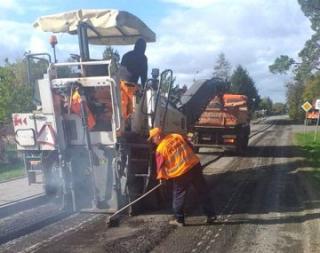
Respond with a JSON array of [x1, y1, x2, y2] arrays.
[[120, 80, 138, 119], [70, 90, 96, 130], [156, 134, 200, 180]]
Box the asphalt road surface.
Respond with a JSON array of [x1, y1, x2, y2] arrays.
[[152, 116, 320, 253], [1, 116, 320, 253]]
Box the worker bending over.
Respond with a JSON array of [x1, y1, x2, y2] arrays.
[[149, 127, 217, 227]]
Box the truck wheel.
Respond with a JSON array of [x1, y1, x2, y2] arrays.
[[235, 141, 243, 155], [242, 135, 249, 151], [236, 133, 248, 155]]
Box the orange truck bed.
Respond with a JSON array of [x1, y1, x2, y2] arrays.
[[306, 109, 319, 120], [192, 93, 250, 154], [196, 94, 249, 127]]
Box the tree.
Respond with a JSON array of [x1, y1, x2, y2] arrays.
[[269, 1, 320, 120], [269, 55, 297, 74], [212, 53, 232, 82], [269, 1, 320, 78], [298, 0, 320, 32], [286, 80, 305, 121], [302, 74, 320, 101], [272, 102, 287, 115], [297, 0, 320, 81], [0, 65, 33, 125], [230, 65, 260, 110], [0, 65, 33, 161], [102, 46, 120, 75], [259, 97, 273, 114], [0, 59, 47, 157]]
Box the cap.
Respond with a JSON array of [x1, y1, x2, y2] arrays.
[[148, 127, 162, 141]]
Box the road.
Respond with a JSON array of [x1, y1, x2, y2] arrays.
[[153, 117, 320, 253], [1, 116, 320, 253], [0, 175, 43, 206]]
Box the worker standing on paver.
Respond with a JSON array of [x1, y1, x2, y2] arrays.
[[148, 127, 217, 227], [118, 38, 148, 121], [120, 38, 148, 88]]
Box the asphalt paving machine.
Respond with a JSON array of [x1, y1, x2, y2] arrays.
[[12, 9, 189, 213], [12, 9, 225, 213]]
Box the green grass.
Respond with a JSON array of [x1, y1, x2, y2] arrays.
[[0, 163, 25, 182], [0, 150, 25, 182], [294, 132, 320, 181]]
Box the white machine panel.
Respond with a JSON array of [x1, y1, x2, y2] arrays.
[[12, 113, 57, 150], [64, 114, 116, 146], [16, 129, 36, 146], [38, 78, 54, 113], [13, 113, 37, 150]]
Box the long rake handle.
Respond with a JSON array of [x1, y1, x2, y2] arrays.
[[108, 183, 162, 221]]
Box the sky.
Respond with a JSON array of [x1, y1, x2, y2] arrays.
[[0, 0, 314, 102]]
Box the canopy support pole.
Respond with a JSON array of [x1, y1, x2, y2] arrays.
[[78, 22, 90, 61]]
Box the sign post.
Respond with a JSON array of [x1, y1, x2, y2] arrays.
[[301, 101, 313, 140], [314, 99, 320, 141]]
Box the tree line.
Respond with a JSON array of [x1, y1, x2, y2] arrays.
[[212, 53, 285, 115], [0, 42, 287, 159], [269, 0, 320, 121], [0, 48, 282, 133]]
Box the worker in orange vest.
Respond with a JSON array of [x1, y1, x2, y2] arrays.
[[70, 89, 96, 130], [149, 127, 216, 227]]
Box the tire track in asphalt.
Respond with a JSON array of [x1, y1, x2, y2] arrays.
[[190, 123, 278, 252], [152, 121, 277, 253]]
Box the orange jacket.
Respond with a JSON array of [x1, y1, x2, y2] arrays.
[[120, 80, 138, 119], [70, 90, 96, 130], [155, 134, 200, 180]]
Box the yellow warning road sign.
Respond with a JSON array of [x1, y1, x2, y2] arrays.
[[301, 101, 312, 112]]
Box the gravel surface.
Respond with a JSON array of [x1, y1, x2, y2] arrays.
[[0, 201, 64, 244], [2, 116, 320, 253], [0, 212, 100, 253], [153, 117, 320, 253]]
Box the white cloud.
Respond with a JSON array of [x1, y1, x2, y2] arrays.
[[0, 0, 19, 10], [0, 0, 313, 102], [28, 35, 48, 53], [0, 0, 56, 17], [0, 20, 31, 57], [0, 0, 24, 15], [0, 19, 53, 61], [161, 0, 221, 8], [150, 0, 312, 102]]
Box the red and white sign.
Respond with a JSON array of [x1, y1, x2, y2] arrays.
[[315, 99, 320, 110], [13, 114, 27, 126], [37, 124, 56, 146]]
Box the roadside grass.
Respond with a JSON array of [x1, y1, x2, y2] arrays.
[[0, 150, 25, 182], [294, 132, 320, 181], [0, 162, 25, 182]]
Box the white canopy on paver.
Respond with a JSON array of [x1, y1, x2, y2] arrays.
[[33, 9, 156, 45]]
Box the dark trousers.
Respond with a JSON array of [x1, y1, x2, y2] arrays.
[[172, 163, 215, 222]]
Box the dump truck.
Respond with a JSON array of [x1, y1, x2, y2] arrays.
[[191, 93, 250, 154], [12, 9, 224, 214], [306, 109, 319, 125]]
